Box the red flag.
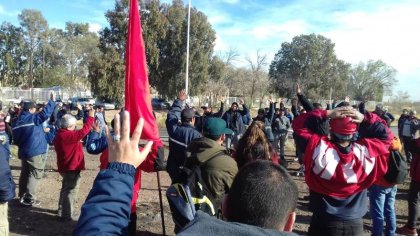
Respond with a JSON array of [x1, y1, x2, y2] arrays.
[[125, 0, 162, 145]]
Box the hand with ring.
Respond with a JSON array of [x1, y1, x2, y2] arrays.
[[105, 111, 153, 168], [112, 134, 121, 142]]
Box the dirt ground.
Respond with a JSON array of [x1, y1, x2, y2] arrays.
[[6, 111, 413, 236]]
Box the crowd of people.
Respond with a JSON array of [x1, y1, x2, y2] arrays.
[[0, 86, 419, 235], [163, 86, 420, 236]]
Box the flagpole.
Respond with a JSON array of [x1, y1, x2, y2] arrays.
[[185, 0, 191, 95]]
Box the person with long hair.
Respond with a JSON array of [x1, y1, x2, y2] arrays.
[[234, 121, 280, 169]]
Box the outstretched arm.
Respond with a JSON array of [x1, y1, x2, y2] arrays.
[[74, 112, 153, 236], [293, 107, 351, 140], [213, 97, 225, 117], [166, 90, 185, 136], [297, 84, 314, 112], [34, 94, 56, 125]]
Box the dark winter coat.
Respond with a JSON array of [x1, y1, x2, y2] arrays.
[[166, 99, 202, 180], [0, 145, 15, 202], [222, 104, 248, 135], [185, 137, 238, 207], [12, 99, 55, 159]]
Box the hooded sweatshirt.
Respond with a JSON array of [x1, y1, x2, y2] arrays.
[[185, 137, 238, 207]]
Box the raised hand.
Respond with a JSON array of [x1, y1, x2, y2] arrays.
[[217, 96, 225, 103], [239, 98, 244, 105], [327, 106, 351, 119], [297, 84, 302, 95], [105, 111, 153, 168], [344, 108, 365, 123]]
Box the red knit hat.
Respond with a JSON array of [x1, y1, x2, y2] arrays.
[[330, 117, 357, 135]]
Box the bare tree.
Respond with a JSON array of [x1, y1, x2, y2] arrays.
[[245, 49, 268, 106], [224, 47, 239, 66]]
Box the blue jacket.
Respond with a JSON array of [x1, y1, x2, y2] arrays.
[[0, 145, 15, 202], [179, 211, 297, 236], [13, 100, 55, 159], [73, 162, 135, 236], [86, 131, 108, 155], [166, 99, 202, 180]]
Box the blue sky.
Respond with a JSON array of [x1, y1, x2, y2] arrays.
[[1, 0, 420, 100]]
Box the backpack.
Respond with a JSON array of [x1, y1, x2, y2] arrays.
[[383, 150, 408, 184], [166, 153, 222, 230]]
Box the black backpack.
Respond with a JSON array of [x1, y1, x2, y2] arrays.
[[166, 153, 221, 230], [384, 150, 409, 184]]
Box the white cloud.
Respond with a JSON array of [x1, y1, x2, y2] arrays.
[[0, 4, 18, 17], [208, 14, 231, 26], [324, 4, 420, 74], [250, 20, 308, 40], [200, 0, 420, 99], [88, 23, 102, 33], [318, 3, 420, 99]]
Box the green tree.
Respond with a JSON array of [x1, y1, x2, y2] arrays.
[[18, 9, 48, 92], [89, 0, 216, 101], [144, 0, 216, 98], [348, 60, 397, 101], [62, 22, 100, 89], [89, 0, 128, 103], [89, 48, 125, 103], [141, 0, 167, 83], [0, 22, 27, 86], [269, 34, 350, 99]]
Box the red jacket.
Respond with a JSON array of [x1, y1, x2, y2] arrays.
[[294, 110, 393, 198], [53, 116, 94, 172]]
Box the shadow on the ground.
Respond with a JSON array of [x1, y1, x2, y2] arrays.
[[10, 165, 22, 171], [9, 198, 77, 236]]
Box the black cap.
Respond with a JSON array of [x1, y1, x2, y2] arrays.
[[181, 108, 195, 120]]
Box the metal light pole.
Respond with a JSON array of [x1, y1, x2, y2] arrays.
[[185, 0, 191, 95]]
